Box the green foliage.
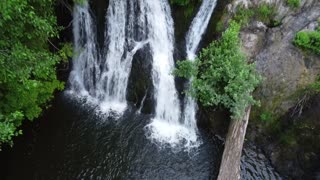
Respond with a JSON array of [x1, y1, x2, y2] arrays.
[[73, 0, 86, 5], [0, 0, 64, 149], [215, 20, 224, 32], [183, 4, 196, 18], [173, 60, 196, 79], [287, 0, 300, 8], [233, 6, 255, 26], [280, 131, 298, 146], [175, 22, 261, 119], [169, 0, 199, 6], [294, 30, 320, 54], [0, 112, 23, 150], [169, 0, 200, 17], [256, 3, 277, 23], [269, 19, 282, 28], [58, 43, 73, 63], [308, 76, 320, 94], [233, 3, 278, 27], [299, 75, 320, 97], [260, 111, 273, 122]]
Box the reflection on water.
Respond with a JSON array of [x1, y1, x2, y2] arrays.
[[1, 94, 281, 180]]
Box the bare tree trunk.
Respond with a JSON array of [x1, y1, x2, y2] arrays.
[[217, 106, 251, 180]]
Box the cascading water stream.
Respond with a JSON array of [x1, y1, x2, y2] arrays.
[[69, 2, 99, 97], [98, 0, 148, 113], [69, 1, 147, 115], [182, 0, 218, 135], [186, 0, 218, 60], [97, 0, 128, 113], [144, 0, 200, 150]]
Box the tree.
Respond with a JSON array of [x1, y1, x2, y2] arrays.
[[174, 21, 260, 119], [0, 0, 64, 149], [174, 21, 261, 179]]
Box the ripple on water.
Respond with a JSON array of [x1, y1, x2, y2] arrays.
[[2, 94, 282, 180]]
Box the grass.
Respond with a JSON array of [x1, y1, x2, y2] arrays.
[[233, 3, 279, 27], [287, 0, 300, 8]]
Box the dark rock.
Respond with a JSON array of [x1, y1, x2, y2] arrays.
[[127, 45, 155, 114]]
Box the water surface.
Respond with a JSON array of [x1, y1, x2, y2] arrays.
[[2, 94, 282, 180]]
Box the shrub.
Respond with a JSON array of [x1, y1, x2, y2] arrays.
[[233, 6, 255, 26], [256, 3, 277, 24], [287, 0, 300, 8], [174, 22, 261, 119], [260, 111, 273, 122], [216, 20, 225, 32], [233, 3, 278, 27], [294, 31, 320, 54]]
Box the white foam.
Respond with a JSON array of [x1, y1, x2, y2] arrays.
[[99, 101, 127, 115], [145, 119, 201, 151]]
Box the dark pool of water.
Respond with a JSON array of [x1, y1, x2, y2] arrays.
[[1, 93, 282, 180]]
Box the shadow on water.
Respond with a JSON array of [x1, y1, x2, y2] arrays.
[[1, 93, 281, 180]]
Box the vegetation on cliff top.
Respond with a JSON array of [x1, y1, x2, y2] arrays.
[[294, 25, 320, 54], [174, 22, 261, 119], [216, 2, 280, 33], [0, 0, 65, 149], [287, 0, 300, 8]]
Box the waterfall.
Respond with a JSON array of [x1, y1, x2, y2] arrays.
[[182, 0, 218, 137], [98, 0, 148, 113], [69, 2, 100, 98], [186, 0, 218, 60], [68, 0, 216, 150], [69, 1, 147, 115], [144, 0, 200, 150]]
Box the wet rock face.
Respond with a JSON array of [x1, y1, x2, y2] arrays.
[[230, 0, 320, 179], [90, 0, 109, 49], [240, 21, 267, 61], [263, 95, 320, 179], [127, 46, 155, 114], [208, 0, 320, 131], [237, 0, 320, 117]]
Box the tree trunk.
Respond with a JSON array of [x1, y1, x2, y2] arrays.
[[217, 106, 251, 180]]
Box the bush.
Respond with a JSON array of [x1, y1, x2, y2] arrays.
[[294, 30, 320, 54], [256, 3, 277, 24], [233, 6, 255, 26], [233, 3, 277, 27], [0, 112, 23, 149], [216, 20, 225, 32], [287, 0, 300, 8], [303, 75, 320, 95], [174, 22, 261, 119], [260, 111, 273, 122]]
